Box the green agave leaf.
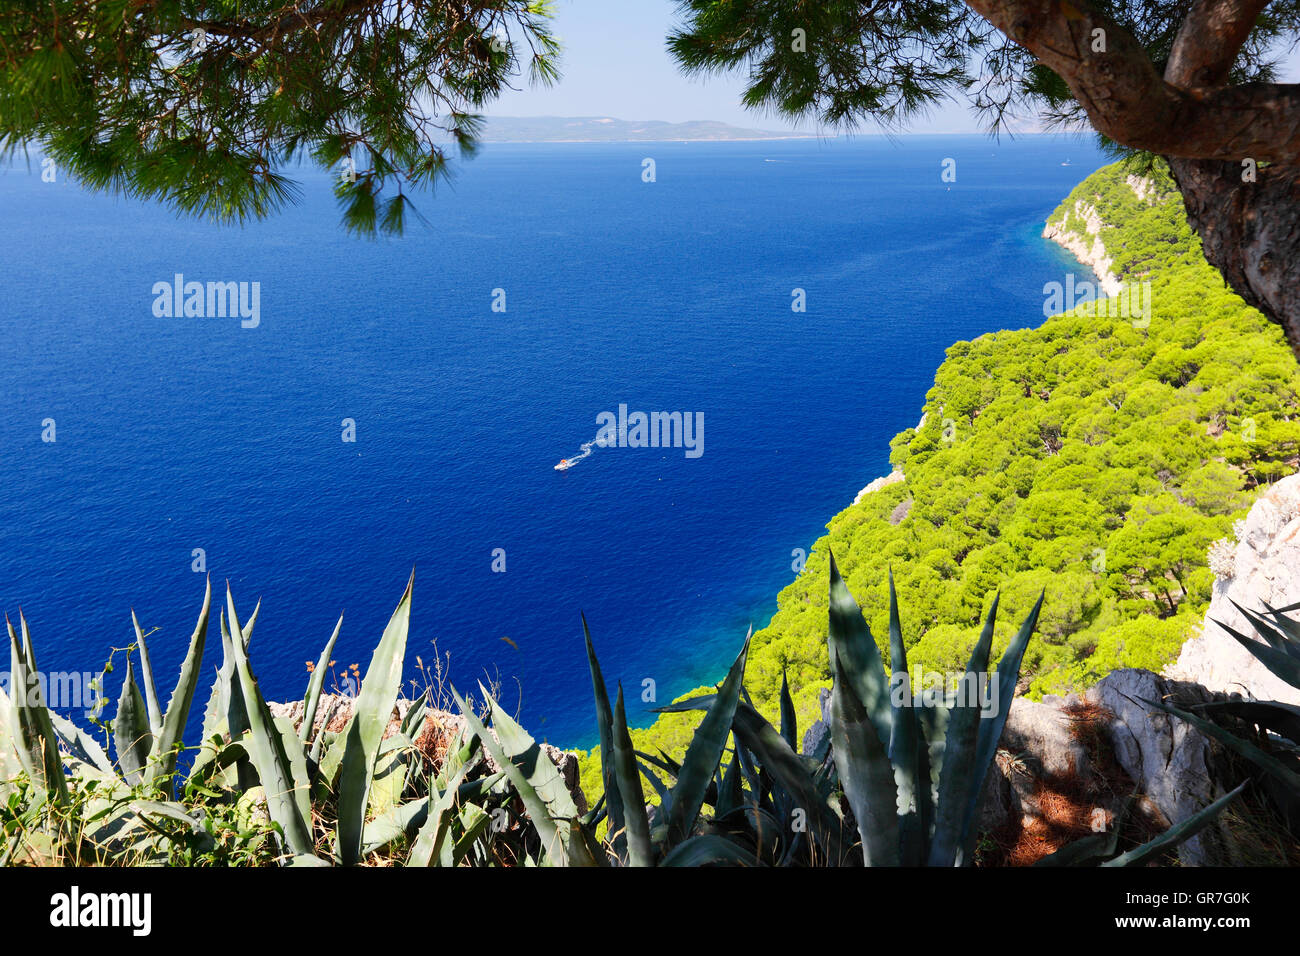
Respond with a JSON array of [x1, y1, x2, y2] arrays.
[[145, 578, 211, 792], [300, 612, 344, 743], [1261, 602, 1300, 655], [779, 668, 797, 751], [367, 745, 409, 819], [218, 611, 251, 741], [928, 594, 998, 867], [113, 657, 153, 786], [1192, 699, 1300, 744], [716, 747, 744, 818], [583, 615, 626, 859], [1033, 831, 1115, 867], [1101, 782, 1246, 868], [399, 688, 429, 741], [451, 802, 495, 866], [224, 585, 316, 859], [1232, 601, 1300, 660], [660, 692, 844, 860], [131, 610, 164, 736], [634, 747, 683, 780], [46, 710, 115, 779], [336, 572, 413, 866], [276, 715, 312, 830], [639, 759, 673, 812], [917, 689, 949, 804], [660, 834, 761, 866], [731, 701, 846, 863], [960, 590, 1042, 862], [612, 683, 653, 866], [240, 599, 262, 646], [364, 795, 432, 857], [827, 554, 893, 758], [1217, 617, 1300, 689], [451, 684, 577, 865], [666, 631, 750, 848], [1139, 696, 1300, 792], [581, 792, 608, 830], [7, 615, 69, 804], [885, 570, 927, 866], [829, 645, 898, 866]]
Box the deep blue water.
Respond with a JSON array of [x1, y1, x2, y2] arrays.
[[0, 135, 1105, 748]]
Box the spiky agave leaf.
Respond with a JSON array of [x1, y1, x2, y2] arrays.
[[300, 612, 344, 743], [406, 758, 474, 867], [829, 645, 898, 865], [224, 585, 316, 859], [612, 683, 653, 866], [827, 555, 893, 763], [451, 683, 592, 866], [113, 657, 153, 786], [656, 693, 845, 862], [927, 594, 998, 867], [1100, 782, 1247, 867], [583, 615, 626, 859], [1233, 600, 1300, 661], [959, 590, 1043, 863], [399, 689, 429, 741], [145, 578, 211, 793], [779, 668, 797, 751], [130, 610, 164, 735], [336, 571, 413, 866], [665, 631, 750, 848], [1192, 699, 1300, 743], [1138, 696, 1300, 793], [5, 615, 68, 804], [1217, 613, 1300, 688], [885, 570, 928, 865]]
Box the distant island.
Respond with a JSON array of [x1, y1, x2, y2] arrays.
[[477, 115, 822, 143]]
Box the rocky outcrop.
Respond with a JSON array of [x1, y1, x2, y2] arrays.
[[1170, 473, 1300, 706], [1041, 174, 1162, 297], [974, 671, 1236, 865], [268, 694, 587, 813], [853, 469, 903, 505], [1124, 174, 1161, 205], [1086, 670, 1228, 865], [1043, 200, 1122, 297]]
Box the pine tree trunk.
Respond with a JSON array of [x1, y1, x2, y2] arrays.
[[1166, 158, 1300, 358]]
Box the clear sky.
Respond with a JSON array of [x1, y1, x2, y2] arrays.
[[492, 0, 1300, 135], [491, 0, 982, 133]]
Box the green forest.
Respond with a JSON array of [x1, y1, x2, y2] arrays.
[[575, 160, 1300, 804]]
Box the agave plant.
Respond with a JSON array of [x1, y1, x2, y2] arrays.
[[0, 564, 1249, 867], [560, 554, 1242, 866], [0, 573, 561, 866]]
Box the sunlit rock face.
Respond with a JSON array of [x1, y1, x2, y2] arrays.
[[1170, 472, 1300, 706]]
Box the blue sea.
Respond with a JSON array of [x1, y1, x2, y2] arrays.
[[0, 135, 1106, 748]]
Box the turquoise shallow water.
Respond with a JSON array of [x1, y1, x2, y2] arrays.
[[0, 135, 1105, 747]]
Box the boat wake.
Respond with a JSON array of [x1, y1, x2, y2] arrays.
[[554, 434, 606, 471]]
